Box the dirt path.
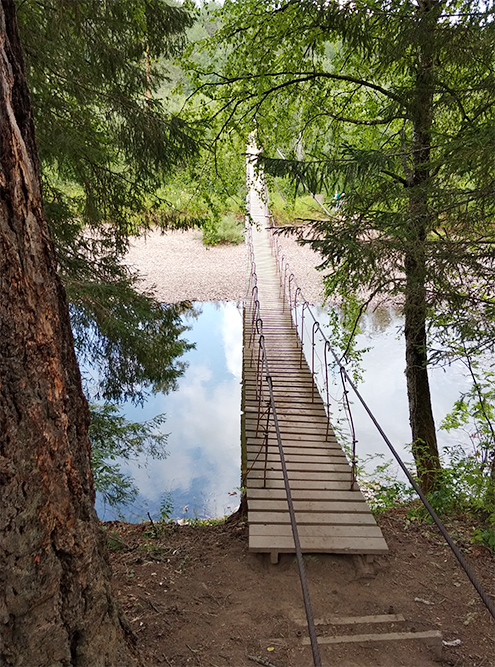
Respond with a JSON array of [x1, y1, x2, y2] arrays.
[[108, 510, 494, 667]]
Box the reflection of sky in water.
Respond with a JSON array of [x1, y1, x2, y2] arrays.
[[93, 299, 477, 521], [95, 302, 242, 522], [301, 306, 473, 481]]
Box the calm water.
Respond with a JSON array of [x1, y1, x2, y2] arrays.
[[94, 302, 473, 521], [95, 302, 243, 521], [306, 306, 473, 480]]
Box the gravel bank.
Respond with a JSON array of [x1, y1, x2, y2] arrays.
[[125, 227, 327, 304]]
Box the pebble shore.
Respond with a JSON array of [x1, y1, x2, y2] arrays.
[[125, 228, 327, 305]]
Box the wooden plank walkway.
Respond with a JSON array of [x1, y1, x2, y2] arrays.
[[243, 147, 388, 558]]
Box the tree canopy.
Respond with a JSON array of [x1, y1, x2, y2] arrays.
[[15, 0, 202, 408]]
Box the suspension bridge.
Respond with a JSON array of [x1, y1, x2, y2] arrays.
[[241, 143, 495, 666], [242, 145, 388, 562]]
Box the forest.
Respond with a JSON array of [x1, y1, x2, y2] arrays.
[[1, 0, 495, 664]]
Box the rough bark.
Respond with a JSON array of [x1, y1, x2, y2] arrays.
[[404, 252, 440, 493], [403, 0, 441, 494], [0, 2, 138, 665]]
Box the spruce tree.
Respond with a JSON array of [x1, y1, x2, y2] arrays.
[[16, 0, 199, 404]]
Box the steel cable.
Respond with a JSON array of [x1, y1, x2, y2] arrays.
[[269, 227, 495, 623]]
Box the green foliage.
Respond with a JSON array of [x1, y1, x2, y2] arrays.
[[89, 403, 169, 509], [270, 190, 328, 227], [361, 448, 495, 553], [17, 0, 203, 409], [365, 479, 415, 514], [427, 447, 491, 516], [200, 0, 495, 337], [183, 517, 226, 526], [159, 494, 174, 522], [106, 531, 129, 552], [471, 525, 495, 554], [18, 0, 199, 237], [358, 456, 415, 513], [202, 213, 244, 245], [440, 364, 495, 515], [187, 0, 495, 492], [72, 276, 196, 404]]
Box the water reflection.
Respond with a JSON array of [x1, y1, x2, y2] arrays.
[[95, 300, 475, 521], [304, 306, 473, 480], [95, 302, 243, 522]]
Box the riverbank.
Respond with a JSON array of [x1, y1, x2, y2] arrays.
[[124, 227, 327, 305]]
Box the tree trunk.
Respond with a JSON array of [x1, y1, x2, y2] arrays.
[[403, 0, 441, 494], [404, 251, 440, 493], [0, 3, 138, 665]]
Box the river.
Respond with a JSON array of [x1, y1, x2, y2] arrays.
[[94, 301, 473, 521]]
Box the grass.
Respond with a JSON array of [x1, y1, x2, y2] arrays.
[[269, 189, 331, 227]]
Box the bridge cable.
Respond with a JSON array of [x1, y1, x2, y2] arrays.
[[245, 223, 323, 666], [270, 228, 495, 623]]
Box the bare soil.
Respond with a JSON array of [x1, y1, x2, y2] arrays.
[[107, 510, 494, 667], [114, 229, 495, 666]]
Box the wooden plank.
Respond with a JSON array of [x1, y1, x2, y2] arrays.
[[245, 436, 339, 447], [245, 422, 333, 433], [244, 391, 323, 402], [295, 614, 406, 626], [247, 443, 347, 461], [247, 479, 353, 490], [247, 472, 352, 483], [247, 453, 350, 465], [248, 511, 377, 525], [301, 630, 443, 647], [246, 447, 346, 459], [248, 462, 352, 473], [243, 368, 313, 377], [244, 405, 328, 417], [246, 436, 342, 451], [243, 372, 314, 382], [251, 416, 331, 426], [246, 420, 336, 430], [244, 418, 333, 430], [248, 535, 389, 554], [247, 499, 370, 513], [249, 524, 383, 539], [246, 488, 366, 501], [244, 427, 334, 438]]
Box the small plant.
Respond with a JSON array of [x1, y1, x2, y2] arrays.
[[185, 516, 227, 527], [356, 454, 415, 514], [202, 213, 244, 245], [471, 524, 495, 554], [106, 530, 128, 552], [159, 493, 174, 522]]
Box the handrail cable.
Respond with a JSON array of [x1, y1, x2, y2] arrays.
[[244, 223, 322, 667], [268, 226, 495, 623]]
